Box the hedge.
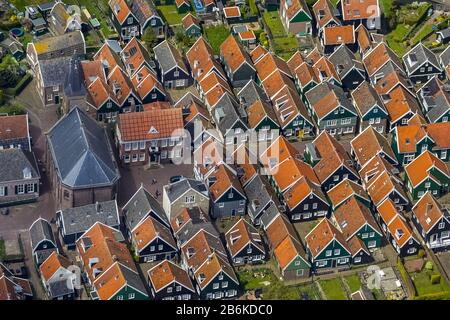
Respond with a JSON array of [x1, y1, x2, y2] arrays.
[[413, 291, 450, 300], [4, 73, 32, 96]]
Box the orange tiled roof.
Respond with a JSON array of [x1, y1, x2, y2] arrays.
[[327, 178, 368, 208], [109, 0, 132, 24], [254, 52, 292, 82], [377, 198, 398, 226], [287, 51, 305, 73], [351, 126, 396, 167], [266, 214, 300, 249], [313, 0, 338, 28], [225, 218, 264, 257], [247, 99, 279, 129], [412, 192, 445, 233], [239, 30, 256, 41], [132, 216, 176, 252], [312, 131, 358, 183], [148, 260, 194, 293], [107, 66, 134, 106], [388, 215, 416, 248], [220, 35, 253, 73], [186, 37, 225, 82], [182, 13, 200, 29], [356, 24, 372, 55], [223, 6, 241, 18], [341, 0, 380, 21], [384, 86, 420, 123], [283, 176, 326, 210], [405, 151, 450, 187], [81, 60, 105, 86], [259, 135, 300, 169], [121, 37, 148, 75], [39, 251, 71, 282], [294, 62, 319, 88], [323, 25, 355, 45], [231, 144, 258, 186], [359, 154, 395, 186], [118, 107, 183, 141], [363, 42, 399, 77], [313, 56, 340, 84], [271, 157, 319, 192], [194, 252, 237, 289], [333, 196, 380, 241], [366, 171, 401, 205], [209, 164, 244, 201], [250, 45, 268, 63], [305, 218, 350, 258]]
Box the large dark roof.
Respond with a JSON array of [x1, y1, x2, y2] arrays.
[[29, 218, 55, 252], [47, 107, 120, 189], [0, 149, 39, 183], [123, 186, 168, 231], [58, 200, 119, 236]]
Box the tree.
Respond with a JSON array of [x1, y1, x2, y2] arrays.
[[142, 28, 158, 55], [0, 55, 20, 87]]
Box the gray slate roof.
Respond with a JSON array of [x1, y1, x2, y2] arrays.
[[165, 178, 208, 203], [403, 43, 442, 75], [47, 106, 120, 189], [419, 77, 450, 123], [48, 278, 75, 299], [244, 174, 279, 222], [123, 186, 168, 231], [236, 80, 269, 108], [58, 200, 119, 236], [30, 218, 55, 252], [118, 263, 148, 296], [213, 93, 248, 136], [39, 56, 71, 87], [328, 45, 364, 79], [306, 81, 356, 115], [153, 40, 189, 75], [437, 27, 450, 39], [0, 148, 39, 183], [128, 0, 161, 28], [36, 248, 58, 265], [260, 202, 282, 230], [351, 81, 386, 117], [440, 46, 450, 66], [64, 58, 86, 97]]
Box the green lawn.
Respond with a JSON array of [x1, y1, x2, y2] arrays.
[[237, 268, 276, 291], [411, 269, 450, 297], [157, 5, 186, 26], [263, 11, 286, 38], [411, 24, 434, 45], [319, 278, 348, 300], [273, 36, 299, 60], [344, 275, 362, 293], [204, 25, 229, 55]]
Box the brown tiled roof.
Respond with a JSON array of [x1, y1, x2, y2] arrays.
[[81, 60, 105, 86], [148, 260, 194, 293], [287, 51, 305, 73], [121, 37, 148, 75], [94, 41, 123, 70], [341, 0, 380, 21], [306, 47, 322, 65], [0, 115, 28, 142], [182, 13, 200, 29], [313, 56, 340, 84], [262, 69, 296, 98], [347, 235, 368, 256], [250, 45, 268, 63], [118, 107, 183, 141], [313, 0, 338, 28], [423, 122, 450, 150], [377, 198, 398, 226], [351, 126, 396, 167], [294, 62, 320, 88], [225, 218, 264, 257], [366, 171, 400, 205], [231, 145, 258, 186], [412, 192, 445, 233], [86, 77, 116, 109], [274, 236, 306, 270], [359, 154, 395, 186], [312, 131, 358, 183], [388, 215, 416, 248], [259, 135, 300, 169], [238, 30, 256, 41], [266, 214, 300, 248], [323, 25, 355, 45], [374, 68, 411, 96], [305, 218, 350, 258], [333, 196, 380, 241], [384, 86, 420, 123], [405, 151, 450, 188], [281, 0, 310, 21], [131, 65, 165, 101], [327, 178, 369, 208], [356, 24, 372, 55], [175, 0, 190, 8], [107, 66, 134, 105], [351, 81, 385, 117]]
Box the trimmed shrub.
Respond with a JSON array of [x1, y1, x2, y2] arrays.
[[430, 274, 441, 285]]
